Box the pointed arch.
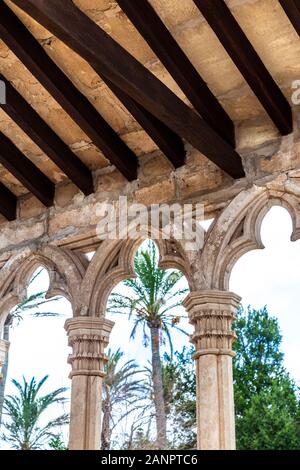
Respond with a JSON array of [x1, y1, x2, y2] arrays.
[[0, 245, 86, 330], [197, 183, 300, 291], [81, 234, 193, 318]]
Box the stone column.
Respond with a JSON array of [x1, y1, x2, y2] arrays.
[[65, 316, 114, 450], [0, 339, 9, 381], [183, 290, 241, 450]]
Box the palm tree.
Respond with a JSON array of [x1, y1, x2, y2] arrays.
[[144, 354, 177, 418], [0, 269, 60, 425], [2, 375, 68, 450], [107, 241, 188, 449], [101, 348, 147, 450]]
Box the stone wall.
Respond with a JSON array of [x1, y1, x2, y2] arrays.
[[1, 106, 300, 259]]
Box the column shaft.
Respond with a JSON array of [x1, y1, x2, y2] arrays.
[[183, 290, 240, 450], [0, 339, 9, 380], [65, 316, 114, 450]]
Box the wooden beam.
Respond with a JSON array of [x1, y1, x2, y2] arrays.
[[0, 3, 185, 172], [104, 77, 186, 168], [0, 74, 93, 195], [0, 182, 17, 221], [10, 0, 245, 178], [117, 0, 235, 146], [279, 1, 300, 37], [0, 1, 138, 181], [193, 0, 292, 136], [0, 132, 55, 207]]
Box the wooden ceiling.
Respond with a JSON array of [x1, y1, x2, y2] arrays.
[[0, 0, 300, 221]]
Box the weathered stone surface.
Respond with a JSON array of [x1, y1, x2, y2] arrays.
[[19, 194, 45, 219], [2, 0, 300, 198], [48, 202, 97, 238], [183, 290, 241, 450], [134, 178, 175, 205], [2, 174, 300, 451], [2, 1, 300, 451], [94, 168, 128, 195], [177, 160, 226, 199], [0, 216, 46, 251], [55, 182, 81, 208], [140, 153, 173, 180], [236, 117, 279, 151], [65, 317, 114, 450]]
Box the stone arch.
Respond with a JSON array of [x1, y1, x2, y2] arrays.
[[80, 234, 193, 318], [197, 183, 300, 291], [0, 245, 86, 331]]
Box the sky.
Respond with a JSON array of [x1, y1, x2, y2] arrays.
[[230, 206, 300, 384], [0, 205, 299, 448]]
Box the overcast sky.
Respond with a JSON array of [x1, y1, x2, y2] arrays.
[[1, 205, 299, 448]]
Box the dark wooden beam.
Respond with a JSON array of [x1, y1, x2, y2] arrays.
[[0, 74, 93, 195], [117, 0, 235, 146], [103, 77, 185, 168], [0, 2, 185, 172], [0, 1, 138, 181], [0, 132, 55, 207], [0, 183, 17, 221], [193, 0, 292, 136], [279, 1, 300, 37], [10, 0, 245, 178]]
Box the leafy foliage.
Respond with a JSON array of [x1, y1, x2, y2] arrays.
[[233, 306, 300, 450], [10, 292, 61, 323], [102, 349, 148, 449], [124, 427, 156, 450], [235, 378, 300, 449], [107, 241, 188, 353], [107, 240, 188, 449], [162, 349, 197, 449], [2, 376, 68, 450], [0, 268, 61, 426], [164, 307, 300, 450], [49, 436, 68, 450]]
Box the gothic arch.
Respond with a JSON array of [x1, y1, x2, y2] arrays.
[[0, 245, 86, 331], [197, 183, 300, 291], [81, 234, 193, 318]]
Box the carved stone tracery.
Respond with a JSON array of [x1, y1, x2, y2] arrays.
[[80, 235, 193, 318], [195, 183, 300, 291], [1, 178, 300, 449]]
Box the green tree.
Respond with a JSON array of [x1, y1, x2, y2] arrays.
[[234, 306, 300, 450], [2, 375, 68, 450], [125, 427, 156, 450], [0, 269, 60, 425], [48, 436, 68, 450], [166, 307, 300, 450], [101, 349, 146, 450], [162, 348, 196, 449], [107, 241, 188, 449]]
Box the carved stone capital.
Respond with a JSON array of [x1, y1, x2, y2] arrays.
[[183, 290, 241, 357], [65, 317, 114, 378], [0, 339, 9, 380]]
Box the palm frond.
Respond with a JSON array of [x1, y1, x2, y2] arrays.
[[2, 376, 68, 450]]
